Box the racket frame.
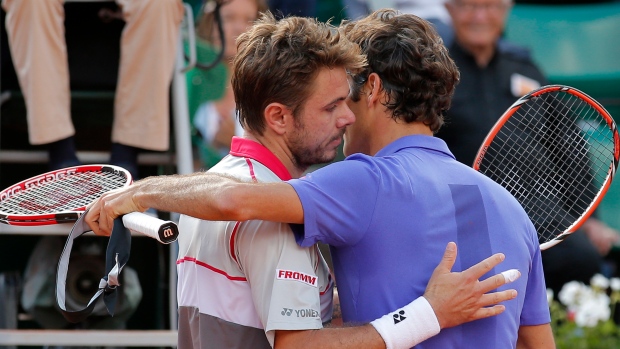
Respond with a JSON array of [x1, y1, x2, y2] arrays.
[[473, 85, 620, 250], [0, 165, 132, 225]]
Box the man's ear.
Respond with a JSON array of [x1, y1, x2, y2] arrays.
[[366, 72, 383, 107], [264, 102, 291, 135]]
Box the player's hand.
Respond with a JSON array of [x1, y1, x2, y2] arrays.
[[423, 242, 519, 329], [85, 185, 146, 236]]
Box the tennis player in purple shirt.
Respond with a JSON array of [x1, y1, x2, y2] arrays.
[[284, 11, 552, 348]]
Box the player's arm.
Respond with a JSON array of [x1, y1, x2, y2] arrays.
[[86, 172, 301, 236], [516, 324, 555, 349], [275, 325, 383, 349], [274, 242, 519, 349]]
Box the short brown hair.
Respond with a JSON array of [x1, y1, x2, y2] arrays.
[[343, 9, 460, 133], [232, 12, 366, 135]]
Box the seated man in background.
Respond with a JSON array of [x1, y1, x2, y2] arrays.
[[437, 0, 619, 295], [2, 0, 184, 177]]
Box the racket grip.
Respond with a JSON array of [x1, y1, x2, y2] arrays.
[[122, 212, 179, 244]]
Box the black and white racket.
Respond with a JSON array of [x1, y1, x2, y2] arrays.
[[0, 164, 178, 244], [473, 85, 619, 250]]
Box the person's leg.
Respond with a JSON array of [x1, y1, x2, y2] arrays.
[[109, 142, 139, 180], [111, 0, 184, 156], [48, 137, 79, 170], [3, 0, 78, 169]]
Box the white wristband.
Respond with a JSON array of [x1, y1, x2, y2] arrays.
[[370, 296, 440, 349]]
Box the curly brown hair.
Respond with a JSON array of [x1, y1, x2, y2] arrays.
[[342, 9, 460, 133], [232, 12, 366, 135]]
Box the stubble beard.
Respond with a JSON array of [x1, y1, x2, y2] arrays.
[[289, 130, 344, 170]]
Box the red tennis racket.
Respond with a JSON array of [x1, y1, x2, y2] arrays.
[[0, 164, 178, 244], [473, 85, 619, 250]]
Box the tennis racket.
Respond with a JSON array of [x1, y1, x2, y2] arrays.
[[473, 85, 619, 250], [0, 164, 178, 244]]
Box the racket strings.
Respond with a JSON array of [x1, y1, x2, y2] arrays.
[[524, 95, 595, 236], [0, 171, 127, 215], [499, 114, 572, 228], [478, 91, 615, 244]]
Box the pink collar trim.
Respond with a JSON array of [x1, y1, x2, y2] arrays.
[[229, 137, 292, 181]]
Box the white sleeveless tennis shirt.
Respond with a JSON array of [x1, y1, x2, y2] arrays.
[[176, 138, 334, 348]]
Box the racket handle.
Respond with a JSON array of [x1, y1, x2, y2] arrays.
[[122, 212, 179, 244]]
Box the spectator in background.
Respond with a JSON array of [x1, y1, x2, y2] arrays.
[[350, 0, 453, 41], [2, 0, 184, 177], [187, 0, 267, 169], [437, 0, 619, 295]]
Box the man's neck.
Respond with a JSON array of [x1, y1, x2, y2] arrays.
[[243, 134, 307, 179], [368, 118, 434, 156]]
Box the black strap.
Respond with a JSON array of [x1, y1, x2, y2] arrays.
[[56, 210, 131, 323]]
